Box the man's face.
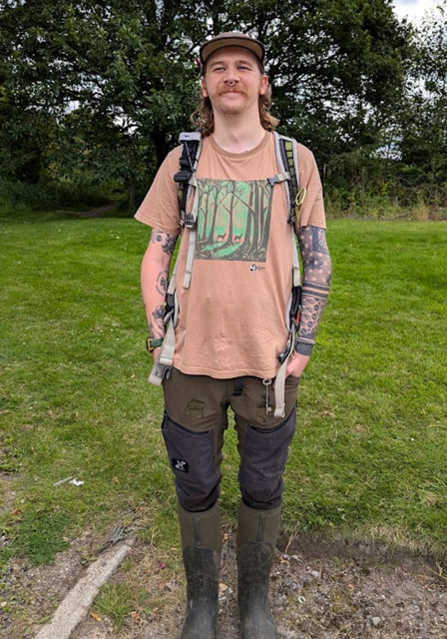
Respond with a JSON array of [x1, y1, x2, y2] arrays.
[[201, 46, 268, 117]]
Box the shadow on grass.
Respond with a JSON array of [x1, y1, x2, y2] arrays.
[[0, 204, 135, 224]]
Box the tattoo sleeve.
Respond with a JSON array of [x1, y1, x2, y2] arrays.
[[144, 231, 178, 343], [149, 305, 166, 340], [156, 270, 169, 297], [150, 229, 178, 255], [296, 226, 332, 355]]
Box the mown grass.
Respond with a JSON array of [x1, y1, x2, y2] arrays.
[[0, 208, 446, 575]]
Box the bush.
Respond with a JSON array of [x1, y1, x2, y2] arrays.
[[0, 179, 111, 211]]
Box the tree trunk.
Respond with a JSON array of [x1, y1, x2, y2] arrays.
[[151, 128, 170, 169]]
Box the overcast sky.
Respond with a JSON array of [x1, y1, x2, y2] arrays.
[[392, 0, 442, 23]]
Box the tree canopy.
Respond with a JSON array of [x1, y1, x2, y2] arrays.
[[1, 0, 443, 210]]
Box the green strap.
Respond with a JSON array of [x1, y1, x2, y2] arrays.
[[283, 139, 299, 210]]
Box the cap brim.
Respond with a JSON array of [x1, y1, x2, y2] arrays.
[[200, 37, 264, 65]]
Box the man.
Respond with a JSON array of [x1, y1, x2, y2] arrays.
[[136, 32, 331, 639]]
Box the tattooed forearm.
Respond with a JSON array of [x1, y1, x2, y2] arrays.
[[296, 226, 332, 353], [156, 270, 169, 297], [149, 305, 165, 339], [150, 229, 178, 255], [298, 293, 327, 340]]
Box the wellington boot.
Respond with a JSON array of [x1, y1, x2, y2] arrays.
[[237, 502, 281, 639], [178, 501, 221, 639]]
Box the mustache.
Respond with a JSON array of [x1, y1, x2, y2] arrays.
[[217, 85, 248, 96]]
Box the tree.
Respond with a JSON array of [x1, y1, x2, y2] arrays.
[[0, 0, 412, 202], [399, 2, 447, 185], [0, 0, 202, 195], [215, 0, 412, 162]]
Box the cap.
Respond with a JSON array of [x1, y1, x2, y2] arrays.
[[199, 32, 265, 66]]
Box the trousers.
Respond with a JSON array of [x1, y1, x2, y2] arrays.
[[161, 368, 299, 512]]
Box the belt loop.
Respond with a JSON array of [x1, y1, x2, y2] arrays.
[[233, 377, 245, 396]]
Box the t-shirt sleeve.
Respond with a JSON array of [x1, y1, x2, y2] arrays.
[[134, 146, 182, 235], [296, 144, 326, 230]]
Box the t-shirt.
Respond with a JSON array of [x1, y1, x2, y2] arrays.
[[135, 131, 326, 379]]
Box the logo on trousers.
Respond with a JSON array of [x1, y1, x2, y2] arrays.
[[172, 458, 189, 473]]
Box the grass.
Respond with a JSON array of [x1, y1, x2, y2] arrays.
[[0, 208, 446, 580]]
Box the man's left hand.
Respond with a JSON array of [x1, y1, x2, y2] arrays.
[[286, 352, 310, 379]]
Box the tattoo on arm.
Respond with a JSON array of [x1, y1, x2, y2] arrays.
[[149, 305, 165, 339], [297, 226, 332, 342], [150, 229, 178, 255], [156, 270, 169, 297]]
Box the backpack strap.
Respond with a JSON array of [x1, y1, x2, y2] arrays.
[[273, 132, 303, 417], [148, 132, 202, 385], [174, 132, 202, 228], [273, 133, 302, 289], [273, 133, 300, 223], [173, 132, 203, 289]]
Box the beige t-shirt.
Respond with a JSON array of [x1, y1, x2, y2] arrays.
[[135, 132, 326, 379]]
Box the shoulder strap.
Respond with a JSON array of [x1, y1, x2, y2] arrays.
[[149, 133, 203, 383], [173, 131, 203, 289], [273, 132, 300, 226], [272, 133, 303, 417], [174, 131, 203, 228]]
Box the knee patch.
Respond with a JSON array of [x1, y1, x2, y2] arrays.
[[238, 406, 296, 509], [161, 412, 220, 512]]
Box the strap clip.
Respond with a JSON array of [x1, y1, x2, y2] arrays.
[[174, 170, 191, 183], [267, 171, 290, 187], [183, 213, 196, 230], [278, 333, 294, 364], [146, 336, 164, 353]]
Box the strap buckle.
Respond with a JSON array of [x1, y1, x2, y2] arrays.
[[278, 333, 294, 364], [174, 170, 191, 183], [184, 213, 196, 230], [267, 171, 290, 187]]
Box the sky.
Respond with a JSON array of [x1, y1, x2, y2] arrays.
[[392, 0, 442, 23]]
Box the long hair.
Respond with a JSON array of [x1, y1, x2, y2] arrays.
[[190, 82, 279, 137]]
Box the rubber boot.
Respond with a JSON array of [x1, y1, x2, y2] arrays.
[[237, 501, 281, 639], [178, 500, 221, 639]]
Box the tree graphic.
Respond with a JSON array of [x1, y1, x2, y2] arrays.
[[196, 179, 274, 262]]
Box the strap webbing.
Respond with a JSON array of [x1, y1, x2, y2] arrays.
[[272, 132, 303, 416], [182, 176, 199, 289], [291, 228, 300, 288], [148, 259, 179, 384], [175, 132, 202, 224], [274, 323, 297, 418]]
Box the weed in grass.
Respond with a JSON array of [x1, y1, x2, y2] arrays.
[[94, 583, 136, 630], [330, 585, 356, 616], [413, 196, 430, 221], [94, 581, 155, 630]]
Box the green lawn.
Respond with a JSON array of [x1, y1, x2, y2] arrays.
[[1, 210, 446, 571]]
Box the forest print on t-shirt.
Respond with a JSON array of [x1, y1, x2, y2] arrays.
[[195, 179, 273, 262]]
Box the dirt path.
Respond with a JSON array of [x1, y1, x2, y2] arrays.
[[2, 528, 446, 639]]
